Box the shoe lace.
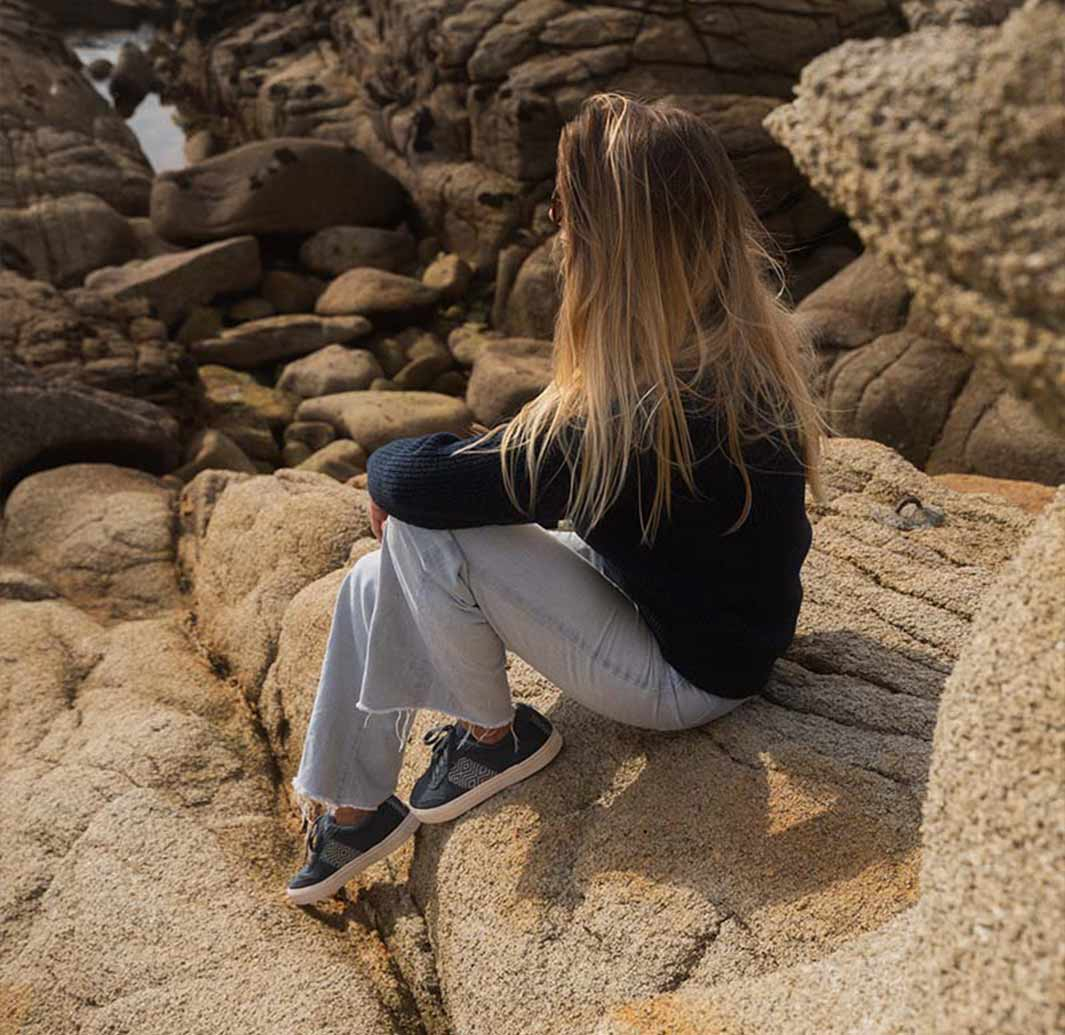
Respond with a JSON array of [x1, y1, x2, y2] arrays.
[[423, 722, 462, 785]]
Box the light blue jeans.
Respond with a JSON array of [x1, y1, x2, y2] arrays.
[[291, 517, 753, 817]]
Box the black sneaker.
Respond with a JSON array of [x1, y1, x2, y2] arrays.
[[408, 702, 563, 824], [285, 795, 420, 906]]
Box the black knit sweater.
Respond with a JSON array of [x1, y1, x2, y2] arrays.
[[366, 413, 813, 698]]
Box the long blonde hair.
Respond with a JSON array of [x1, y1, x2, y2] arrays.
[[456, 92, 831, 544]]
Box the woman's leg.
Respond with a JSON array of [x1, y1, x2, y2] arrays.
[[374, 518, 749, 734]]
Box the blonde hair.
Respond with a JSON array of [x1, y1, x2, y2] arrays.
[[456, 92, 832, 544]]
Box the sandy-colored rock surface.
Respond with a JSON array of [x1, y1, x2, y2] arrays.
[[176, 436, 1051, 1034], [600, 484, 1064, 1035]]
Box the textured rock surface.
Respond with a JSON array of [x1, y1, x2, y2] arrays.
[[799, 253, 1065, 486], [601, 484, 1064, 1035], [0, 358, 181, 494], [0, 1, 151, 285], [0, 493, 414, 1033], [0, 272, 199, 415], [766, 0, 1065, 433], [151, 138, 406, 243], [1, 464, 179, 621], [277, 345, 384, 399], [177, 437, 1046, 1034]]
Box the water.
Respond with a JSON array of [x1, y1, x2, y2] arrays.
[[68, 24, 186, 173]]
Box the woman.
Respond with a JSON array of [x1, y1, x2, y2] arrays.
[[286, 92, 829, 906]]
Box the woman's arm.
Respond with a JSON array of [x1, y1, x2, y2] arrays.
[[366, 425, 575, 531]]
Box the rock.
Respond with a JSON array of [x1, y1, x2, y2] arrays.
[[151, 139, 406, 244], [370, 377, 400, 391], [0, 272, 198, 415], [824, 331, 1065, 485], [502, 240, 561, 340], [284, 421, 337, 453], [0, 357, 180, 494], [227, 297, 275, 323], [0, 1, 151, 286], [0, 567, 58, 602], [127, 217, 184, 260], [315, 268, 442, 320], [299, 226, 417, 277], [298, 440, 369, 481], [448, 323, 497, 367], [624, 486, 1064, 1035], [109, 42, 155, 118], [85, 237, 263, 328], [796, 252, 911, 352], [422, 253, 473, 301], [1, 193, 139, 288], [261, 270, 324, 314], [467, 338, 554, 425], [87, 57, 113, 80], [175, 436, 1040, 1034], [191, 314, 372, 369], [296, 391, 474, 454], [176, 305, 224, 346], [177, 469, 372, 690], [212, 420, 280, 465], [431, 370, 468, 397], [785, 243, 862, 306], [0, 464, 178, 620], [199, 365, 297, 431], [277, 345, 383, 399], [931, 472, 1056, 515], [35, 0, 170, 28], [393, 352, 454, 391], [172, 429, 258, 484], [282, 441, 312, 467], [183, 127, 217, 164], [765, 1, 1065, 434], [0, 595, 402, 1034]]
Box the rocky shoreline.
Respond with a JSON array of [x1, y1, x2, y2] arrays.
[[0, 0, 1061, 1031]]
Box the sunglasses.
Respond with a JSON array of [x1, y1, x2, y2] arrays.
[[548, 188, 561, 226]]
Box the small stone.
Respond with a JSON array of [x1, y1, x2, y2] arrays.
[[422, 253, 472, 301], [228, 297, 276, 323], [277, 345, 384, 399], [299, 226, 417, 277], [298, 440, 369, 481], [285, 421, 336, 451], [393, 353, 454, 390], [315, 268, 441, 320], [176, 306, 224, 346], [282, 441, 313, 467], [431, 370, 468, 397], [261, 270, 324, 314]]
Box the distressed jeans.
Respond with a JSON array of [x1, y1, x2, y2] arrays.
[[291, 517, 753, 819]]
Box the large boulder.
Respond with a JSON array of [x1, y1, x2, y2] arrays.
[[176, 436, 1044, 1034], [765, 0, 1065, 434], [0, 1, 151, 285], [191, 313, 371, 369], [605, 485, 1064, 1035], [0, 464, 179, 620], [151, 139, 406, 244], [85, 237, 263, 328], [0, 595, 406, 1032], [0, 358, 180, 494], [295, 390, 474, 453]]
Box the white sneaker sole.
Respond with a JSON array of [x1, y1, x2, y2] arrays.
[[285, 811, 421, 907], [408, 727, 564, 824]]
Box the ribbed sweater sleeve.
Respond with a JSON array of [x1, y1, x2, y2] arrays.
[[365, 426, 576, 530]]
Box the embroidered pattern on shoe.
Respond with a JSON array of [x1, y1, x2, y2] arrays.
[[448, 757, 498, 790], [320, 838, 361, 868]]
